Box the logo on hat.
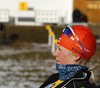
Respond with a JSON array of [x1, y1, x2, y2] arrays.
[[58, 38, 61, 42], [70, 37, 75, 40], [72, 47, 87, 57], [76, 43, 90, 52]]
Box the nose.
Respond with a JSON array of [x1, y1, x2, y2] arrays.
[[53, 49, 58, 57]]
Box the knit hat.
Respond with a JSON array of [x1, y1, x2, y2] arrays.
[[57, 25, 96, 61]]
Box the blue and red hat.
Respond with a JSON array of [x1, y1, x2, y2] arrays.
[[57, 25, 96, 61]]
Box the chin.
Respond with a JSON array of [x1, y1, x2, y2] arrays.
[[56, 60, 60, 63]]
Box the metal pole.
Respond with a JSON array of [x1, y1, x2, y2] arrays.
[[51, 34, 55, 53], [48, 29, 52, 46]]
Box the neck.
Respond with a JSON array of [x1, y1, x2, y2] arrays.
[[56, 63, 87, 81]]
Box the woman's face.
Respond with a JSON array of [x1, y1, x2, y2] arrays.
[[53, 44, 76, 64]]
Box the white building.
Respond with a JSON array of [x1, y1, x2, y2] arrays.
[[0, 0, 73, 25]]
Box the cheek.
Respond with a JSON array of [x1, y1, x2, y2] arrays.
[[59, 53, 68, 64]]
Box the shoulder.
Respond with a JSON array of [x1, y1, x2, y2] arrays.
[[71, 69, 91, 87], [39, 73, 59, 88], [64, 69, 91, 88], [73, 79, 91, 88], [45, 73, 59, 81]]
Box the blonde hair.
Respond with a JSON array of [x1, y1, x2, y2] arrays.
[[75, 57, 88, 66], [75, 56, 95, 82], [69, 51, 95, 81], [70, 51, 88, 66]]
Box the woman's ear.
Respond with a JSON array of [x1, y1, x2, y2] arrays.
[[74, 55, 81, 62]]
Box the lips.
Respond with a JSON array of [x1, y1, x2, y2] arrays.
[[56, 60, 60, 63]]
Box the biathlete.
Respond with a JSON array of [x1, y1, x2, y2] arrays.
[[40, 25, 96, 88]]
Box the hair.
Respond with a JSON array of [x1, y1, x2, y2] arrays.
[[75, 57, 88, 66], [76, 57, 95, 82], [68, 49, 95, 81], [70, 51, 89, 66], [72, 52, 95, 82]]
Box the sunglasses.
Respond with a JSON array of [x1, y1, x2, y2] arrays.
[[63, 26, 86, 54]]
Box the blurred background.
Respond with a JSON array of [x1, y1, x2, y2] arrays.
[[0, 0, 100, 88]]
